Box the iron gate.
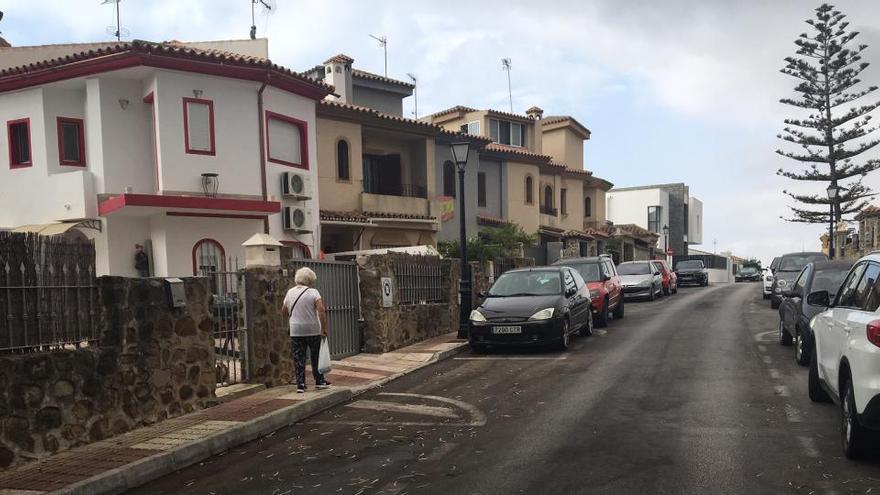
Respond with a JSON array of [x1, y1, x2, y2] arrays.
[[287, 259, 360, 359], [199, 257, 248, 387]]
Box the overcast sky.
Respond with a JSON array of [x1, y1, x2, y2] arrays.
[[2, 0, 880, 264]]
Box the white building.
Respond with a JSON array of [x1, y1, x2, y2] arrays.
[[0, 39, 330, 276], [605, 182, 702, 257]]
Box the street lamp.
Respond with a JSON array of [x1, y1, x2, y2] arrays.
[[662, 225, 669, 261], [826, 183, 843, 259], [450, 142, 471, 339]]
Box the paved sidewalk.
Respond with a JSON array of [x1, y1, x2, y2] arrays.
[[0, 333, 467, 495]]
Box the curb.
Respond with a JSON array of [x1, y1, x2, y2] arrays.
[[52, 341, 469, 495]]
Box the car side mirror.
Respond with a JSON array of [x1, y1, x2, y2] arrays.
[[783, 288, 799, 298], [565, 287, 577, 297], [654, 271, 661, 276], [477, 291, 487, 299], [603, 274, 611, 282], [807, 290, 831, 307]]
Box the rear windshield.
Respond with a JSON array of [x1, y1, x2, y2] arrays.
[[565, 262, 602, 283], [741, 267, 758, 275], [618, 263, 651, 275], [812, 267, 851, 295], [676, 261, 704, 270], [488, 271, 562, 297], [778, 254, 828, 272]]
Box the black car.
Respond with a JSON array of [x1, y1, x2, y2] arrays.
[[770, 252, 829, 309], [736, 266, 761, 282], [674, 260, 709, 286], [777, 260, 853, 366], [469, 267, 593, 352]]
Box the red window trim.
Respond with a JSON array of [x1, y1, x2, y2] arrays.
[[191, 238, 226, 276], [56, 117, 86, 167], [7, 118, 32, 169], [182, 97, 216, 156], [265, 110, 309, 170]]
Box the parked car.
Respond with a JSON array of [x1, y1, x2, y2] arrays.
[[675, 260, 709, 286], [763, 267, 774, 299], [553, 254, 624, 327], [770, 256, 781, 274], [653, 259, 678, 295], [618, 261, 663, 300], [806, 255, 880, 458], [469, 267, 593, 352], [736, 266, 761, 282], [777, 260, 853, 366], [770, 252, 829, 309]]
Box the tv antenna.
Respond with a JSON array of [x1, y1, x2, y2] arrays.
[[369, 34, 388, 76], [102, 0, 128, 41], [407, 73, 418, 118], [250, 0, 276, 40], [502, 58, 513, 112]]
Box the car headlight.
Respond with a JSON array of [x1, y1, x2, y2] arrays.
[[589, 289, 600, 299], [469, 310, 486, 322], [528, 308, 555, 321], [777, 279, 788, 288], [639, 280, 652, 287], [765, 276, 773, 282]]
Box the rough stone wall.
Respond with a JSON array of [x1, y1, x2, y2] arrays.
[[358, 254, 459, 354], [0, 277, 215, 468], [245, 267, 294, 387]]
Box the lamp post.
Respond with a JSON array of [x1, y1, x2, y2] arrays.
[[662, 225, 669, 262], [826, 183, 842, 260], [450, 142, 471, 339]]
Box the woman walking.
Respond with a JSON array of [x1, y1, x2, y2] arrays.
[[282, 267, 330, 393]]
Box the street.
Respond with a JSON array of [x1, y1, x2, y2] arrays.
[[132, 284, 880, 495]]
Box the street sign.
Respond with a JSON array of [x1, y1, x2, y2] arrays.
[[381, 277, 393, 307]]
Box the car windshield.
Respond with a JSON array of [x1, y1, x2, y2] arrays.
[[778, 254, 827, 272], [566, 263, 602, 282], [676, 261, 703, 270], [812, 268, 851, 295], [488, 271, 562, 296], [618, 263, 651, 275], [741, 267, 757, 275]]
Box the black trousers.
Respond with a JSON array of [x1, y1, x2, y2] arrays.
[[291, 335, 324, 386]]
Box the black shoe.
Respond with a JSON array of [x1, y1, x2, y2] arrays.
[[296, 384, 306, 393], [315, 381, 331, 389]]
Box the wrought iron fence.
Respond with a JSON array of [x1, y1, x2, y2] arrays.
[[201, 257, 247, 387], [0, 233, 98, 353], [493, 257, 534, 277], [393, 261, 444, 305]]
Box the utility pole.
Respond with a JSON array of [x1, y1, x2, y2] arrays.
[[370, 34, 388, 76], [502, 58, 513, 112]]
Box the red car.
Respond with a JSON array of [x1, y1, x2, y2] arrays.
[[553, 254, 624, 327], [653, 259, 678, 295]]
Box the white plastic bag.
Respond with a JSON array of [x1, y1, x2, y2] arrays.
[[317, 337, 332, 375]]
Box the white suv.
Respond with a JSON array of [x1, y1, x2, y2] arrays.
[[762, 268, 774, 299], [807, 254, 880, 458]]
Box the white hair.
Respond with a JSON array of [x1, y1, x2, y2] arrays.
[[294, 267, 317, 287]]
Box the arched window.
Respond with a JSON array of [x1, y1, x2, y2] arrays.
[[336, 139, 350, 180], [525, 176, 534, 204], [443, 161, 456, 197], [544, 185, 553, 210], [192, 239, 226, 276], [585, 196, 592, 217]]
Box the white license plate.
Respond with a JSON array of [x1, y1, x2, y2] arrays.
[[492, 326, 522, 334]]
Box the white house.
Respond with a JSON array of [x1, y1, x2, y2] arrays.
[[0, 39, 330, 276], [605, 182, 702, 257]]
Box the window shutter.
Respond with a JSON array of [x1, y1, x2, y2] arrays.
[[186, 101, 213, 152], [268, 118, 302, 165]]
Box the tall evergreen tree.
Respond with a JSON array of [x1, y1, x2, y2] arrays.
[[777, 3, 880, 224]]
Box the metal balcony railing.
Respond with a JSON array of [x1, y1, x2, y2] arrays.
[[540, 205, 558, 216], [363, 181, 427, 199]]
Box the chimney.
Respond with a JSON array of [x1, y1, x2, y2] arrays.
[[323, 54, 354, 104], [0, 36, 10, 48], [526, 106, 543, 120]]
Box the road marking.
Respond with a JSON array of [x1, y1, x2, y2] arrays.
[[796, 436, 821, 458], [768, 368, 782, 380], [757, 345, 767, 353], [347, 400, 459, 419], [774, 385, 790, 397], [312, 393, 488, 428], [754, 331, 777, 343], [454, 356, 568, 361], [381, 393, 488, 426], [761, 355, 773, 365], [785, 404, 803, 423]]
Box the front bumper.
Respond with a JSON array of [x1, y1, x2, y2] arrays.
[[469, 318, 564, 346], [677, 274, 707, 285], [763, 284, 773, 295], [622, 286, 654, 299]]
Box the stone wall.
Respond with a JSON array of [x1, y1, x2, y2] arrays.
[[244, 267, 294, 387], [0, 277, 215, 468]]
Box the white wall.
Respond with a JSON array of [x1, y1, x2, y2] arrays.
[[689, 196, 704, 245], [96, 77, 156, 194], [605, 188, 670, 248], [158, 215, 263, 276]]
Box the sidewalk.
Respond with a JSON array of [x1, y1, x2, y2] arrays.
[[0, 333, 467, 495]]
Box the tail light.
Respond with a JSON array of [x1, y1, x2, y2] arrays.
[[868, 320, 880, 348]]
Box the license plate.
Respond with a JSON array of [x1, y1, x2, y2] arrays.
[[492, 326, 522, 334]]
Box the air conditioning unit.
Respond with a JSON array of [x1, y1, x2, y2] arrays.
[[282, 206, 312, 233], [281, 171, 311, 199]]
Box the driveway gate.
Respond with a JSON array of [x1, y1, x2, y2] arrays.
[[287, 259, 360, 359]]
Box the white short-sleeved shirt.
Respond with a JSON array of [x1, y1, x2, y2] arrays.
[[283, 286, 322, 337]]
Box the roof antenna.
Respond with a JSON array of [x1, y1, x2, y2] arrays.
[[370, 34, 388, 76], [502, 58, 513, 112], [102, 0, 128, 41], [407, 73, 417, 118], [250, 0, 276, 40]]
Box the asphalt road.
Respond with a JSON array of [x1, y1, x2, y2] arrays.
[[131, 283, 880, 495]]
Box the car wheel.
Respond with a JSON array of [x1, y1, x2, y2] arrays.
[[841, 377, 870, 459], [559, 319, 571, 351], [795, 329, 810, 367], [612, 298, 625, 319], [595, 298, 609, 327], [649, 286, 656, 301], [808, 347, 832, 403], [778, 319, 793, 346], [579, 311, 594, 337]]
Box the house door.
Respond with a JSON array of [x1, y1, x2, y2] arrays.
[[363, 154, 402, 195]]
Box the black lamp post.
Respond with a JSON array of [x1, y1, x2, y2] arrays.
[[662, 224, 669, 260], [450, 142, 471, 339], [826, 183, 843, 259]]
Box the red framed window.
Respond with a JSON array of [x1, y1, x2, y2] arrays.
[[182, 97, 215, 155], [7, 118, 32, 169], [57, 117, 86, 167], [266, 111, 308, 169], [192, 238, 226, 276]]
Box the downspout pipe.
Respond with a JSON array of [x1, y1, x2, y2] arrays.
[[257, 72, 270, 234]]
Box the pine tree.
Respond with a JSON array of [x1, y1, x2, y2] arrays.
[[777, 3, 880, 224]]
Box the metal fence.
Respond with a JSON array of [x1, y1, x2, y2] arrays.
[[393, 261, 444, 305], [493, 257, 534, 276], [287, 259, 361, 359], [0, 233, 98, 353], [672, 254, 728, 270], [201, 257, 247, 387]]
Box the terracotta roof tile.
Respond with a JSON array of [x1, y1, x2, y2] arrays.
[[477, 214, 510, 227], [320, 210, 369, 223], [352, 69, 414, 89], [856, 205, 880, 220], [484, 143, 553, 163], [563, 230, 595, 241], [324, 53, 354, 64], [425, 105, 479, 119], [541, 115, 591, 138], [365, 211, 436, 221], [318, 99, 440, 131]]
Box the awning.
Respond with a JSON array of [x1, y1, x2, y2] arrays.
[[98, 193, 280, 217], [11, 219, 102, 235]]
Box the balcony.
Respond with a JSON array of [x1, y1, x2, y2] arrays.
[[363, 182, 427, 199], [540, 205, 558, 217]]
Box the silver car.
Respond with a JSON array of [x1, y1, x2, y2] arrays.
[[617, 261, 664, 301]]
